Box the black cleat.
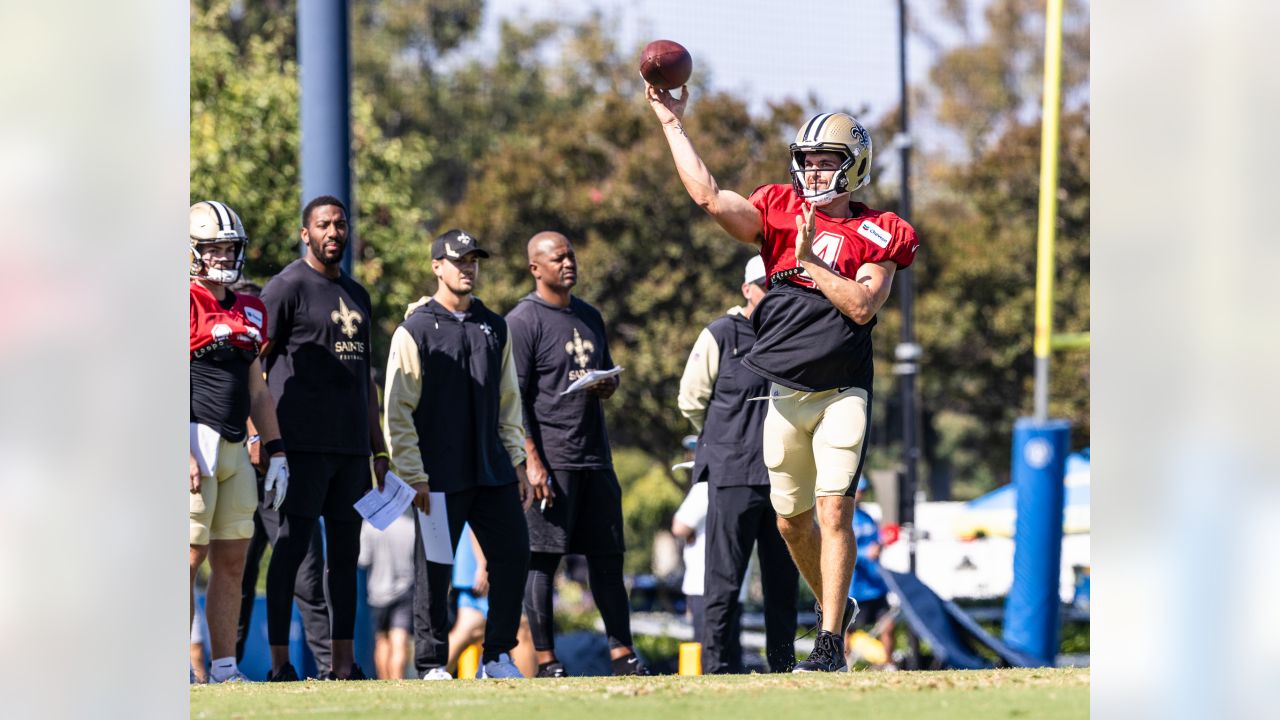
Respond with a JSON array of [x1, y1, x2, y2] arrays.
[[611, 653, 650, 676], [268, 663, 300, 682], [792, 631, 848, 673], [814, 597, 860, 635], [536, 662, 568, 678], [326, 663, 368, 681]]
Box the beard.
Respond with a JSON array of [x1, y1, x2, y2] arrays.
[[446, 278, 475, 295], [307, 237, 346, 266]]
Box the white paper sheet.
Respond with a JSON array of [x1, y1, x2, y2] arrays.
[[352, 471, 415, 531], [417, 493, 453, 565], [560, 366, 624, 396]]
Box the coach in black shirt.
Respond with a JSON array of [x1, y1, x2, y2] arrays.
[[678, 256, 800, 673], [260, 196, 390, 681], [506, 231, 645, 677], [383, 229, 533, 680]]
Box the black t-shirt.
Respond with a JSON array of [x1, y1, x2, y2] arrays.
[[506, 293, 614, 469], [261, 259, 373, 455], [744, 283, 875, 393], [190, 291, 255, 443]]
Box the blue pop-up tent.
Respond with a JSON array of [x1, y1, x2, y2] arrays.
[[954, 450, 1090, 539]]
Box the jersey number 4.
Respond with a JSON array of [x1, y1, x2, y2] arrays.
[[800, 231, 847, 280]]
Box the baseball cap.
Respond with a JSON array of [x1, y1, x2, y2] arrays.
[[432, 229, 491, 260], [744, 255, 767, 285]]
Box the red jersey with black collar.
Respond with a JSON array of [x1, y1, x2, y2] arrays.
[[190, 282, 269, 442], [743, 184, 919, 392]]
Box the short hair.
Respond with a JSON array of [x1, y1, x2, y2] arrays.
[[302, 195, 348, 227]]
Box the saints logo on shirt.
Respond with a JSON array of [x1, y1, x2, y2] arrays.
[[565, 328, 595, 380], [331, 297, 366, 358], [331, 297, 363, 338]]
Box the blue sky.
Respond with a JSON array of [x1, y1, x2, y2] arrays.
[[479, 0, 959, 125]]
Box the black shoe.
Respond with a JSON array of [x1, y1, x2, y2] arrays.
[[611, 653, 650, 676], [814, 597, 860, 635], [536, 662, 568, 678], [268, 663, 300, 682], [792, 631, 848, 673], [326, 663, 368, 681]]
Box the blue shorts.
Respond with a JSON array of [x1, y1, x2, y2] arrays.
[[457, 589, 489, 617]]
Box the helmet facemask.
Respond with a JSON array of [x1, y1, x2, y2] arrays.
[[190, 239, 246, 285], [789, 147, 857, 206]]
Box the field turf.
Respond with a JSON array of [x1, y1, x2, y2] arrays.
[[192, 667, 1088, 719]]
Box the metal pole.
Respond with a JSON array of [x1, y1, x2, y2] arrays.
[[891, 0, 920, 575], [891, 0, 923, 669], [298, 0, 354, 274], [1033, 0, 1065, 420]]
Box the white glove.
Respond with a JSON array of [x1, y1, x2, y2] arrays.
[[264, 455, 289, 511]]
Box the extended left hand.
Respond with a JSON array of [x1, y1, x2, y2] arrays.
[[587, 375, 619, 399], [794, 203, 817, 264]]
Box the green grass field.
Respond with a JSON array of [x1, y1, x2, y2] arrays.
[[191, 668, 1088, 719]]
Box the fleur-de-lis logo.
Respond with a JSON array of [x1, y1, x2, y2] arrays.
[[331, 297, 363, 339], [564, 328, 594, 369], [480, 322, 493, 336]]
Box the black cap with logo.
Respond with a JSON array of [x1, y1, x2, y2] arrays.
[[432, 229, 491, 260]]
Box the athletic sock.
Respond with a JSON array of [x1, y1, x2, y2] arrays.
[[209, 657, 240, 682]]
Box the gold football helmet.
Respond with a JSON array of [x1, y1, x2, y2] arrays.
[[789, 112, 873, 205], [189, 200, 247, 285]]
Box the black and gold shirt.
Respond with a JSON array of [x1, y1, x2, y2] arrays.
[[506, 293, 615, 470]]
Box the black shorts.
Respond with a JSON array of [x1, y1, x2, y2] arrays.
[[850, 596, 891, 631], [372, 592, 413, 633], [279, 451, 371, 522], [525, 467, 626, 555]]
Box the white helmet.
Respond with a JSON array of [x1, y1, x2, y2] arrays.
[[789, 112, 873, 205], [189, 200, 247, 285]]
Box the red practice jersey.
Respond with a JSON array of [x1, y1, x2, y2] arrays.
[[742, 184, 920, 393], [749, 183, 918, 289], [190, 282, 268, 359], [190, 282, 268, 442]]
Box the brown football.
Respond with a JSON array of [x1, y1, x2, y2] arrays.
[[639, 39, 692, 90]]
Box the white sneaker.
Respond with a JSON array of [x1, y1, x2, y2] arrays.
[[190, 668, 200, 685], [210, 670, 252, 683], [476, 653, 524, 679], [422, 667, 452, 680]]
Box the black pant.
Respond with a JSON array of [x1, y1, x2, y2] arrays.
[[235, 488, 331, 675], [703, 484, 799, 673], [524, 551, 634, 652], [414, 483, 530, 673], [266, 513, 362, 647], [266, 452, 368, 651]]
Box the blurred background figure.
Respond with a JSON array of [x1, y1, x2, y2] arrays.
[[445, 524, 537, 678], [847, 477, 896, 669], [671, 434, 708, 645], [677, 256, 798, 673], [358, 507, 417, 679], [190, 592, 210, 684]]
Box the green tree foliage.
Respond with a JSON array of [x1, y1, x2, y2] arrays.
[[901, 0, 1090, 491], [190, 2, 299, 276]]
